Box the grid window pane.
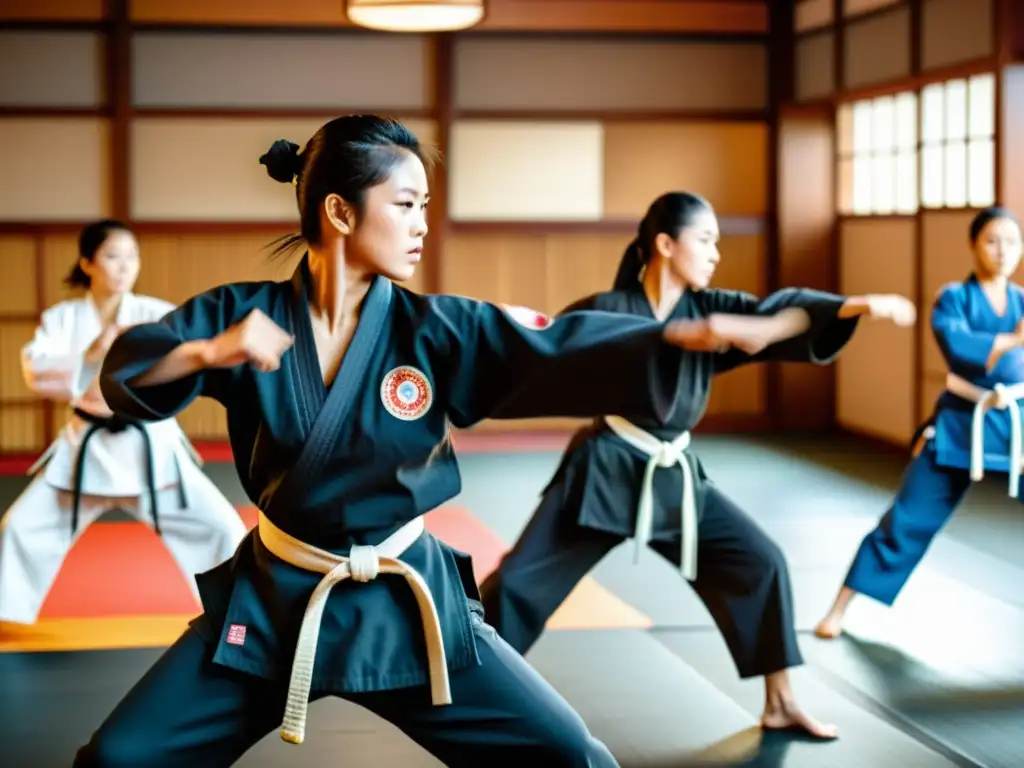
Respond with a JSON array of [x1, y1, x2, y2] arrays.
[[968, 137, 995, 207], [921, 143, 944, 208], [921, 83, 945, 143], [945, 79, 968, 141], [895, 91, 917, 149], [871, 96, 895, 152], [852, 155, 872, 214], [968, 73, 995, 138], [895, 149, 918, 213], [852, 100, 873, 153], [837, 103, 854, 156], [837, 157, 854, 214], [871, 154, 895, 214], [944, 140, 967, 207]]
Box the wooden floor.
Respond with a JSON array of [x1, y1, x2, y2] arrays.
[[1, 432, 1022, 767]]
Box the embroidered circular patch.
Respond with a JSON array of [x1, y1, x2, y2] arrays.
[[380, 365, 433, 421], [501, 304, 553, 330]]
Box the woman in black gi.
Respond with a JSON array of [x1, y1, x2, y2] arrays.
[[71, 122, 856, 767], [479, 191, 917, 741]]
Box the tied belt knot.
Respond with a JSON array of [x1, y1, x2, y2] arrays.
[[603, 415, 698, 581], [71, 407, 159, 536], [945, 373, 1024, 497], [257, 512, 450, 746]]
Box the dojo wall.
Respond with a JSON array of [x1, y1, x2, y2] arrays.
[[790, 0, 1001, 446], [0, 1, 771, 454]]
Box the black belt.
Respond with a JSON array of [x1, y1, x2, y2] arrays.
[[70, 408, 161, 537]]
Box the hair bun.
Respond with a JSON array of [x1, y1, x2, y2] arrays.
[[259, 139, 303, 184]]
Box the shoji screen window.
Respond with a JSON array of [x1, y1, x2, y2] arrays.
[[837, 91, 917, 215], [921, 73, 995, 209]]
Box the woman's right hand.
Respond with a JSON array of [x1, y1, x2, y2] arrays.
[[199, 309, 295, 372]]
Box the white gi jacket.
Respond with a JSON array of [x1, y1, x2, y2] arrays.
[[21, 292, 200, 498]]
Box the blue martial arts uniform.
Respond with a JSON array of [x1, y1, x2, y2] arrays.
[[72, 254, 706, 768], [845, 274, 1024, 605]]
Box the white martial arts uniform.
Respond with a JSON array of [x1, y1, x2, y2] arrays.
[[0, 292, 248, 625]]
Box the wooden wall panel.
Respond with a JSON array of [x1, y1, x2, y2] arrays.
[[447, 121, 603, 221], [131, 117, 438, 220], [844, 5, 912, 89], [477, 1, 768, 33], [0, 407, 43, 453], [796, 0, 834, 32], [796, 31, 836, 102], [705, 234, 767, 418], [453, 38, 767, 112], [843, 0, 902, 16], [602, 123, 768, 218], [921, 0, 994, 71], [440, 233, 625, 315], [0, 322, 39, 402], [129, 0, 768, 33], [1002, 66, 1024, 217], [132, 32, 432, 110], [0, 235, 41, 452], [0, 0, 104, 21], [0, 31, 105, 108], [0, 236, 38, 316], [39, 235, 81, 309], [439, 231, 766, 430], [919, 211, 978, 419], [0, 118, 109, 221], [777, 109, 837, 429], [836, 219, 917, 443]]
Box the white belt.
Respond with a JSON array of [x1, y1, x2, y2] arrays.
[[945, 372, 1024, 496], [603, 416, 698, 581], [257, 512, 450, 745]]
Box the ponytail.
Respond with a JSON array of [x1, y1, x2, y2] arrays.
[[611, 192, 713, 291], [64, 262, 91, 289], [612, 237, 646, 290]]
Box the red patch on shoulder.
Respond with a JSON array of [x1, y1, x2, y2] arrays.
[[501, 304, 552, 330]]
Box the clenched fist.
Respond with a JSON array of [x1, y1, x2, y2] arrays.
[[864, 294, 917, 327], [200, 309, 295, 372]]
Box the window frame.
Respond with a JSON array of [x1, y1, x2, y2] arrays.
[[836, 71, 996, 217]]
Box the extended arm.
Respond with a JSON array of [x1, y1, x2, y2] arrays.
[[434, 296, 682, 428], [708, 287, 864, 374]]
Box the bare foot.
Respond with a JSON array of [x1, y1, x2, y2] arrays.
[[813, 613, 844, 639], [761, 699, 838, 740]]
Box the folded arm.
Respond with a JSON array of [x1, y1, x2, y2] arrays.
[[99, 286, 253, 421], [21, 306, 104, 401], [931, 286, 1023, 375]]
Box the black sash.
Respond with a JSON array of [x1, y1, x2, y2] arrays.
[[260, 274, 393, 521], [71, 407, 160, 536]]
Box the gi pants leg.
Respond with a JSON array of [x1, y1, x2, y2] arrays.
[[125, 460, 248, 600], [843, 444, 971, 606], [0, 477, 113, 624], [0, 467, 246, 624], [73, 618, 618, 768], [649, 483, 803, 678], [478, 482, 621, 655]]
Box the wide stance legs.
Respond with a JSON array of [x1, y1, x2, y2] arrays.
[[479, 481, 837, 739]]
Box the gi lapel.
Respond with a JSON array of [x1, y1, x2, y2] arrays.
[[262, 271, 393, 518]]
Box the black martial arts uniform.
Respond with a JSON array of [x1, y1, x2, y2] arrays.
[[479, 284, 860, 679], [73, 255, 695, 768]]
